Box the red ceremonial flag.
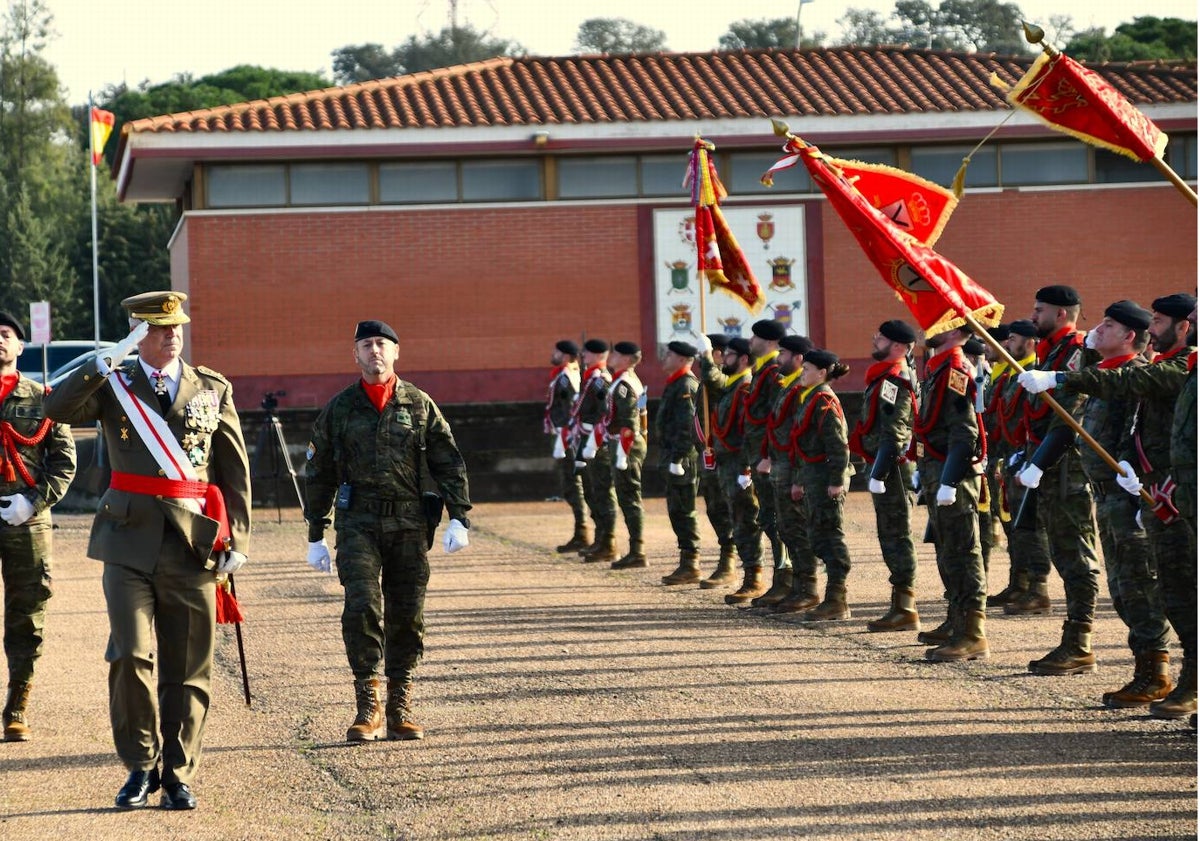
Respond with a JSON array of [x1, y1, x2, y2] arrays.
[[792, 139, 1003, 334], [996, 51, 1166, 162], [685, 138, 766, 313], [89, 107, 115, 166]]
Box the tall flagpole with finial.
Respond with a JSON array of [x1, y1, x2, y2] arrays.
[[89, 92, 101, 351]]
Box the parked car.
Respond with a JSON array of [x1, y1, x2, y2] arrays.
[[17, 341, 116, 384]]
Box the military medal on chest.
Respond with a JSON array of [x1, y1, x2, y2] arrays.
[[185, 389, 221, 432]]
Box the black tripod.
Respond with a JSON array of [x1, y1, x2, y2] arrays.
[[251, 391, 304, 523]]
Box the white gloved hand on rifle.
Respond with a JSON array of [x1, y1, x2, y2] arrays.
[[306, 539, 332, 573], [443, 519, 469, 554], [868, 478, 886, 495], [1018, 463, 1044, 489], [936, 484, 957, 506]]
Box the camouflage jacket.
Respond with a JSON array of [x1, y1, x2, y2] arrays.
[[1026, 327, 1089, 446], [699, 357, 750, 456], [604, 368, 645, 438], [848, 359, 915, 463], [545, 364, 579, 430], [1078, 354, 1146, 485], [914, 346, 981, 471], [741, 351, 781, 460], [575, 364, 611, 428], [654, 367, 699, 466], [789, 383, 850, 487], [0, 373, 76, 521]]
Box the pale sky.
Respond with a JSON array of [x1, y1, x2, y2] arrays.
[[43, 0, 1200, 105]]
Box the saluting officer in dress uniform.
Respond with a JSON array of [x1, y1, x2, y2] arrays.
[[603, 341, 648, 569], [546, 340, 589, 553], [0, 311, 76, 743], [45, 291, 252, 811]]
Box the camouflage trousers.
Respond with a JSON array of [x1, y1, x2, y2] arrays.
[[699, 461, 733, 551], [1095, 492, 1169, 655], [582, 446, 617, 540], [770, 459, 816, 579], [661, 451, 700, 553], [870, 462, 916, 588], [715, 453, 763, 568], [748, 436, 784, 568], [557, 453, 587, 530], [1035, 460, 1100, 624], [1001, 463, 1053, 579], [335, 523, 430, 682], [921, 464, 986, 614], [797, 467, 852, 586], [611, 436, 646, 549], [1143, 498, 1197, 661], [0, 520, 52, 685]]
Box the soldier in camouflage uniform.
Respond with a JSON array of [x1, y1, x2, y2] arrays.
[[698, 336, 763, 598], [0, 311, 76, 743], [604, 341, 648, 569], [657, 341, 703, 584], [850, 320, 920, 633], [1022, 293, 1197, 718], [696, 334, 735, 583], [545, 340, 589, 553], [963, 337, 995, 575], [1015, 285, 1102, 677], [914, 326, 989, 662], [305, 320, 471, 743], [574, 339, 618, 563]]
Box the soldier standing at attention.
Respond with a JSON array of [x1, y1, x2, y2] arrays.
[[603, 341, 648, 569], [0, 311, 76, 742], [849, 320, 920, 633], [1016, 285, 1101, 677], [305, 320, 472, 743], [696, 333, 736, 585], [913, 325, 989, 662], [545, 340, 588, 554], [962, 337, 995, 577], [697, 336, 764, 597], [574, 340, 617, 564], [45, 291, 251, 810], [788, 349, 853, 621], [742, 320, 789, 602], [658, 341, 703, 585]]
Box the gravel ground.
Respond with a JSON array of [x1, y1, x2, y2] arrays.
[[0, 497, 1194, 840]]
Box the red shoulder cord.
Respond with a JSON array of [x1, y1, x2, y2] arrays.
[[765, 382, 803, 453], [710, 378, 750, 451], [0, 382, 54, 485], [913, 350, 986, 463], [848, 362, 915, 461], [791, 389, 843, 464], [1023, 330, 1084, 441], [743, 363, 780, 426]]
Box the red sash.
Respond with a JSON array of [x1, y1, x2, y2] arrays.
[[110, 470, 231, 552]]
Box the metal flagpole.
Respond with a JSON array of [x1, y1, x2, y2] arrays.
[[89, 92, 101, 351]]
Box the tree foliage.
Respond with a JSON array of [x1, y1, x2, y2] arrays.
[[836, 0, 1031, 53], [718, 18, 823, 50], [1064, 16, 1197, 62], [573, 18, 667, 54], [332, 25, 526, 84]]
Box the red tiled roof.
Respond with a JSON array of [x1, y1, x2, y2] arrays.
[[124, 46, 1197, 136]]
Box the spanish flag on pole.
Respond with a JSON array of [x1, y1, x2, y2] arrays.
[[90, 107, 115, 166]]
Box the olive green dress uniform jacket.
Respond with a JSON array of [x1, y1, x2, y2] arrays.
[[44, 358, 251, 567], [1, 374, 76, 518]]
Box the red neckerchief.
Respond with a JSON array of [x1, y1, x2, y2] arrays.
[[1097, 353, 1138, 370], [791, 384, 842, 464], [1036, 325, 1076, 363], [914, 347, 978, 461], [665, 365, 694, 385], [863, 359, 901, 385], [1190, 352, 1197, 372], [0, 373, 16, 402], [1155, 346, 1189, 364], [849, 360, 914, 460], [360, 376, 397, 413]]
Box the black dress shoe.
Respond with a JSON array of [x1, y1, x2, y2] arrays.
[[161, 782, 197, 811], [115, 768, 160, 809]]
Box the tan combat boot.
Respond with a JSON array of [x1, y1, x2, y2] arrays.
[[346, 677, 385, 742], [916, 604, 954, 645], [772, 574, 820, 614], [1150, 658, 1197, 720], [556, 524, 590, 554], [3, 682, 32, 742], [867, 586, 921, 633], [750, 567, 793, 608], [662, 551, 702, 585], [987, 569, 1029, 607], [1003, 575, 1051, 616], [581, 533, 617, 564], [926, 609, 989, 661], [699, 547, 738, 589], [804, 581, 850, 621], [386, 679, 424, 741], [1104, 651, 1172, 708], [611, 541, 647, 569], [1029, 620, 1097, 675], [724, 566, 765, 605]]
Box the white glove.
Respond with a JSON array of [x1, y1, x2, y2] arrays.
[[614, 445, 628, 471], [1008, 452, 1024, 469], [443, 519, 469, 554], [668, 462, 685, 476], [1115, 460, 1142, 496], [1018, 463, 1044, 489], [1018, 370, 1058, 394], [581, 426, 597, 460], [216, 550, 247, 574], [551, 428, 566, 460], [1136, 508, 1144, 530], [105, 320, 150, 367], [936, 484, 957, 506], [0, 494, 35, 526], [306, 539, 332, 573], [737, 473, 753, 490], [911, 470, 921, 491], [1085, 328, 1099, 350], [699, 334, 713, 354], [868, 478, 886, 494]]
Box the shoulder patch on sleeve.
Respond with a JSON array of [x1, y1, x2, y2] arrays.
[[1066, 349, 1083, 372], [947, 369, 969, 396], [880, 380, 899, 405], [617, 383, 630, 398]]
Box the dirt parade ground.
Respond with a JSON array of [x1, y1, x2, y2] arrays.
[[0, 496, 1195, 840]]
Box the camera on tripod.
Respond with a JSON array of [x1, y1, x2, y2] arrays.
[[261, 390, 286, 414]]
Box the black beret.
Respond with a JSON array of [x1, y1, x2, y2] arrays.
[[1008, 319, 1039, 338], [878, 319, 917, 344], [667, 340, 698, 358], [963, 337, 986, 357], [707, 333, 731, 350], [1035, 284, 1080, 307], [804, 348, 839, 370], [613, 341, 640, 355], [1104, 300, 1152, 331], [1151, 293, 1197, 319], [555, 339, 579, 356], [583, 338, 609, 353], [355, 320, 398, 343], [727, 337, 752, 357], [779, 335, 813, 355], [987, 324, 1011, 342], [0, 311, 25, 341], [751, 319, 786, 341]]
